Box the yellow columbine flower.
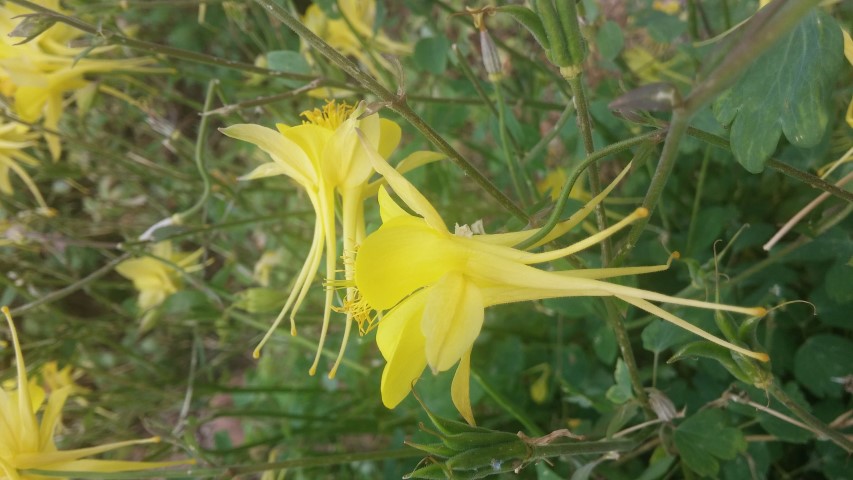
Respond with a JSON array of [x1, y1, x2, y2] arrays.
[[115, 241, 205, 313], [1, 306, 191, 478], [0, 0, 159, 160], [221, 100, 441, 377], [652, 0, 681, 15], [350, 135, 769, 425], [302, 0, 411, 95], [0, 121, 52, 214]]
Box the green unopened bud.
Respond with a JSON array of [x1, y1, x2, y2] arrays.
[[233, 288, 284, 313], [8, 13, 57, 45]]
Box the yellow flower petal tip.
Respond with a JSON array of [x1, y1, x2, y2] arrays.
[[753, 307, 768, 317], [754, 352, 770, 363], [634, 207, 649, 218], [671, 251, 681, 260]]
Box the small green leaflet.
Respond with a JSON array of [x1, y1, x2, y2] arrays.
[[674, 409, 747, 477], [712, 10, 843, 173]]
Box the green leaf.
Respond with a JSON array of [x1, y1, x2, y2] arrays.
[[596, 20, 624, 61], [825, 263, 853, 303], [642, 319, 694, 354], [674, 409, 747, 478], [712, 11, 844, 173], [266, 50, 311, 88], [794, 334, 853, 398], [414, 36, 451, 75], [605, 359, 633, 404]]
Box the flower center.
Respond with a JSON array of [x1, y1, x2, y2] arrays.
[[300, 100, 355, 130]]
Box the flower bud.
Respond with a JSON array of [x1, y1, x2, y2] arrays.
[[480, 30, 503, 82]]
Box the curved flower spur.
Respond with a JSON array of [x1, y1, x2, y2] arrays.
[[221, 100, 441, 378], [347, 129, 769, 425]]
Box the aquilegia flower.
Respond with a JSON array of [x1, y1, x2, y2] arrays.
[[221, 100, 441, 377], [302, 0, 411, 88], [0, 121, 51, 214], [1, 306, 191, 478], [115, 241, 205, 328], [0, 0, 160, 160], [349, 133, 769, 425]]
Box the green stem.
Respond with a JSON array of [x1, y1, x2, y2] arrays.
[[532, 439, 636, 458], [453, 44, 500, 117], [522, 103, 574, 166], [472, 369, 544, 436], [516, 130, 662, 250], [567, 75, 611, 263], [255, 0, 529, 222], [766, 159, 853, 204], [604, 298, 652, 415], [684, 127, 853, 203], [617, 111, 689, 265], [174, 79, 217, 224], [9, 253, 130, 316], [769, 382, 853, 453], [685, 146, 712, 254], [495, 83, 531, 206]]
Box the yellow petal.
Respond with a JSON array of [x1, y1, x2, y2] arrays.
[[451, 350, 475, 425], [1, 306, 39, 452], [355, 216, 463, 310], [377, 118, 401, 158], [38, 386, 70, 451], [362, 151, 445, 198], [422, 272, 484, 373], [238, 161, 299, 181], [357, 130, 447, 232], [220, 124, 318, 186], [37, 458, 192, 474], [377, 186, 409, 222], [377, 290, 429, 408]]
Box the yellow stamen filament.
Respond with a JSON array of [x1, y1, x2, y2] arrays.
[[301, 100, 355, 130]]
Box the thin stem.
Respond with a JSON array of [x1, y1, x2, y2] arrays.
[[766, 160, 853, 204], [494, 82, 531, 206], [522, 103, 575, 166], [604, 298, 652, 415], [174, 79, 217, 224], [452, 44, 499, 117], [472, 369, 544, 436], [516, 130, 662, 250], [255, 0, 529, 222], [9, 253, 130, 316], [567, 75, 611, 263], [685, 146, 712, 254], [769, 382, 853, 453], [685, 127, 853, 204], [617, 112, 689, 265]]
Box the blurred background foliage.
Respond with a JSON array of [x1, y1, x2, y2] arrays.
[[1, 0, 851, 478]]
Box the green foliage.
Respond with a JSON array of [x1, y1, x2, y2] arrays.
[[713, 10, 844, 173], [674, 409, 747, 477]]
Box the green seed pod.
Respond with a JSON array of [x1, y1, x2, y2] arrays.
[[668, 341, 753, 384], [495, 5, 550, 52]]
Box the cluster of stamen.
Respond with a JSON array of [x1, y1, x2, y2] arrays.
[[300, 100, 355, 130]]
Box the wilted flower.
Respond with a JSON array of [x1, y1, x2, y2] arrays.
[[1, 306, 191, 478], [348, 136, 768, 425]]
